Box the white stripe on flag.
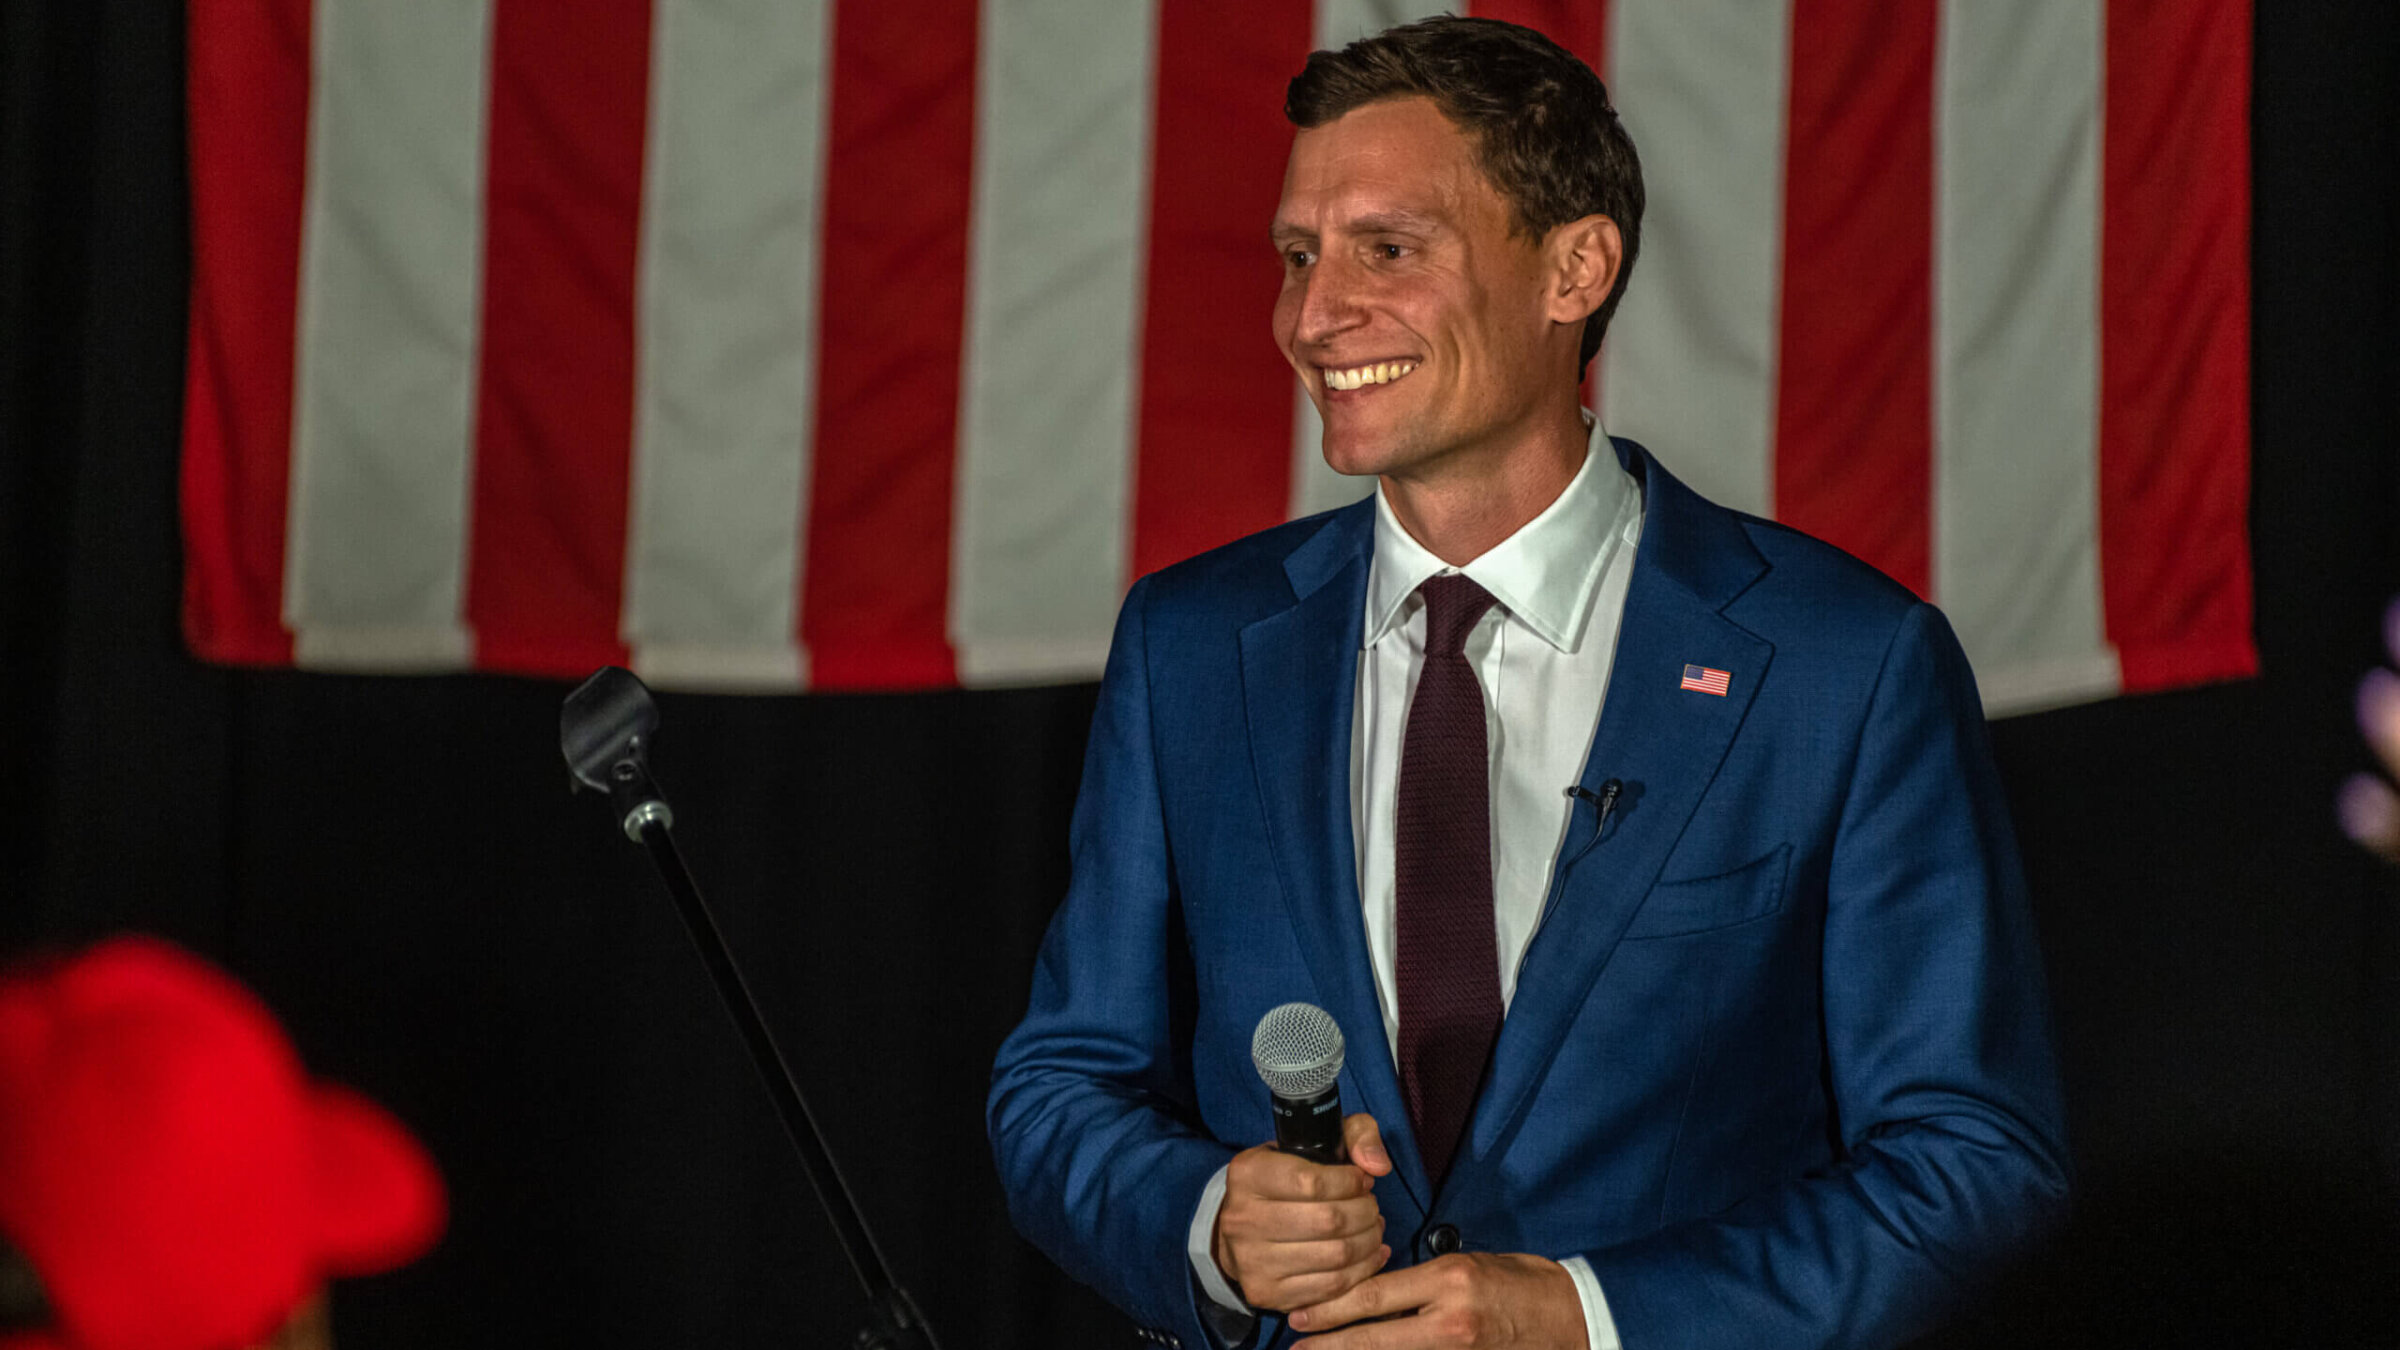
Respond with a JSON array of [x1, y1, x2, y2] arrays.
[[1285, 0, 1448, 522], [1314, 0, 1449, 46], [951, 0, 1158, 685], [1597, 0, 1791, 518], [286, 0, 492, 671], [1935, 0, 2117, 714], [623, 0, 832, 691]]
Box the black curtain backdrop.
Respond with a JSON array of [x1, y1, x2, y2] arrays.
[[4, 2, 2395, 1346]]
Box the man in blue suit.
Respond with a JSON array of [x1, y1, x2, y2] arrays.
[[990, 18, 2068, 1349]]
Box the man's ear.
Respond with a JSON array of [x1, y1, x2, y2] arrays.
[[1543, 214, 1622, 326]]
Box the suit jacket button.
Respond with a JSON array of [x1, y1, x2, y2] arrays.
[[1426, 1223, 1461, 1255]]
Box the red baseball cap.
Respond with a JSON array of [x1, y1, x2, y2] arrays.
[[0, 937, 445, 1350]]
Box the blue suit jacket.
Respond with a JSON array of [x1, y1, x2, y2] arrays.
[[989, 439, 2069, 1349]]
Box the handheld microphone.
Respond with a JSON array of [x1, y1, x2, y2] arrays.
[[1251, 1002, 1347, 1165]]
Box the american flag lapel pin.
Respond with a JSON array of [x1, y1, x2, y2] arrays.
[[1680, 664, 1732, 696]]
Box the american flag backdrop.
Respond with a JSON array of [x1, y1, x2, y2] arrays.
[[181, 0, 2254, 714]]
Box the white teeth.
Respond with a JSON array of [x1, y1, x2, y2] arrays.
[[1323, 361, 1416, 391]]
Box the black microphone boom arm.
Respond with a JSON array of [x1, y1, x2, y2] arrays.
[[560, 667, 940, 1350]]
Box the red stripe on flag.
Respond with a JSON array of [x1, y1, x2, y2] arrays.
[[801, 0, 979, 690], [1131, 0, 1316, 579], [465, 0, 652, 677], [1468, 0, 1613, 413], [1773, 0, 1934, 599], [2101, 0, 2255, 691], [180, 0, 312, 666]]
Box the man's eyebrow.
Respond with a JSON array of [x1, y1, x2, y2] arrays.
[[1347, 209, 1445, 235], [1270, 208, 1450, 247]]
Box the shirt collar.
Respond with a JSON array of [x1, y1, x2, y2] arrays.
[[1363, 413, 1638, 653]]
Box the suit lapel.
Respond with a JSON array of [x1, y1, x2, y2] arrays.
[[1466, 442, 1775, 1167], [1239, 501, 1436, 1215]]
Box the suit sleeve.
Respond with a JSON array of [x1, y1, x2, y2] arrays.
[[1579, 601, 2072, 1350], [987, 576, 1246, 1347]]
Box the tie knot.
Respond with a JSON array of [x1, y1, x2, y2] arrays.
[[1418, 574, 1497, 657]]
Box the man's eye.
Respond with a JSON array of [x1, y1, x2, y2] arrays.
[[1285, 248, 1317, 269], [1377, 243, 1408, 261]]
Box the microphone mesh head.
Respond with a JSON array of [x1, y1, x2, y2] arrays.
[[1251, 1002, 1345, 1098]]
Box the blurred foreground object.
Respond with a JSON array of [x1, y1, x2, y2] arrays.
[[0, 937, 444, 1350], [2339, 599, 2400, 864]]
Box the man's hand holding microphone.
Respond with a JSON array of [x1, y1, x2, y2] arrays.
[[1213, 1110, 1395, 1313], [1224, 1005, 1585, 1349], [1217, 1004, 1394, 1313]]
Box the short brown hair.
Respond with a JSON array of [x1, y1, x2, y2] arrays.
[[1286, 15, 1644, 372]]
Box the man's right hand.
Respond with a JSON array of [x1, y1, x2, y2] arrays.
[[1212, 1113, 1394, 1312]]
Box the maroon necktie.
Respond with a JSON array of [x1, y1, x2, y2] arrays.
[[1395, 573, 1503, 1189]]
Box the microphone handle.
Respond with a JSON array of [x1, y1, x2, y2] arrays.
[[1270, 1084, 1347, 1165]]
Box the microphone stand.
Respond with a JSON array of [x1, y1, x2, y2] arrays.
[[562, 668, 939, 1350]]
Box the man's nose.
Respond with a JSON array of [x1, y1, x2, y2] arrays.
[[1293, 255, 1366, 346]]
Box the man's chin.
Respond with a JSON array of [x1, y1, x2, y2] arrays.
[[1318, 448, 1387, 480], [1316, 427, 1398, 480]]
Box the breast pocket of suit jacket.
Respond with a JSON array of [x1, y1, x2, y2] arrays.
[[1620, 844, 1791, 941]]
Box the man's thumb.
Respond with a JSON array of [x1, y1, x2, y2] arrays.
[[1343, 1112, 1392, 1174]]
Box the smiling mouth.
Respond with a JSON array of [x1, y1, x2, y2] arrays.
[[1320, 360, 1419, 392]]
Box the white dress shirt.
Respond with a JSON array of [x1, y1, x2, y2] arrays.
[[1189, 416, 1646, 1350]]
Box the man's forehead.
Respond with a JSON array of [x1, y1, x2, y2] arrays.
[[1274, 98, 1484, 234], [1284, 97, 1477, 176]]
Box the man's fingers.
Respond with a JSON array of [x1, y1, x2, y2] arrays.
[[1289, 1162, 1374, 1202], [1246, 1234, 1392, 1311], [1217, 1187, 1383, 1308], [1226, 1193, 1382, 1246], [1219, 1133, 1397, 1311], [1232, 1221, 1383, 1311], [1231, 1143, 1375, 1202], [1247, 1196, 1380, 1245], [1270, 1223, 1385, 1275], [1289, 1259, 1441, 1334], [1342, 1113, 1392, 1175], [1292, 1253, 1586, 1348], [1273, 1241, 1392, 1316], [1296, 1195, 1383, 1241]]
